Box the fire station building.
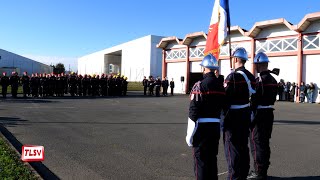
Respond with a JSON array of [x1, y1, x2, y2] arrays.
[[157, 12, 320, 102]]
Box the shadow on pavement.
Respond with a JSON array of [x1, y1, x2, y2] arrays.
[[12, 121, 186, 125], [0, 98, 57, 103], [274, 120, 320, 125], [0, 117, 28, 127], [270, 176, 320, 179], [0, 117, 60, 180]]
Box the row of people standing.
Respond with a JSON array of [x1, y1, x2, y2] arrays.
[[142, 76, 175, 97], [186, 48, 278, 180], [298, 82, 318, 103], [278, 81, 319, 103], [0, 72, 128, 98]]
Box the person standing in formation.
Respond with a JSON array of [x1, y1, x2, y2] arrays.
[[247, 52, 278, 180], [142, 76, 148, 96], [223, 47, 256, 180], [186, 54, 226, 180]]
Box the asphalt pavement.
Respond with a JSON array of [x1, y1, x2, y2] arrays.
[[0, 93, 320, 180]]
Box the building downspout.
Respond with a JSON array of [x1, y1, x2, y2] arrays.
[[185, 46, 190, 94], [162, 49, 167, 79], [296, 32, 303, 103], [250, 38, 256, 75]]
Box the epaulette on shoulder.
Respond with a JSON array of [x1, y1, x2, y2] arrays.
[[190, 81, 201, 94], [190, 81, 202, 101]]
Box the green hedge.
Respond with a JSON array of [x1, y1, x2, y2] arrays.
[[0, 138, 38, 179], [127, 81, 143, 91], [0, 82, 143, 95]]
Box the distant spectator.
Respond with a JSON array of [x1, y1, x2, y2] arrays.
[[285, 82, 291, 101], [170, 78, 175, 96], [277, 81, 284, 101], [290, 82, 296, 102], [307, 83, 315, 103], [299, 82, 306, 103]]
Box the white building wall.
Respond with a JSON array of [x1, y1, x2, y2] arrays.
[[121, 36, 151, 81], [78, 51, 104, 76], [167, 62, 186, 94], [303, 54, 320, 102], [219, 59, 231, 78], [190, 61, 202, 73], [256, 25, 298, 39], [268, 56, 297, 83], [78, 35, 164, 81], [0, 49, 52, 74]]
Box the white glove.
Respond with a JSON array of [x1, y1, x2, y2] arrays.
[[186, 118, 198, 147]]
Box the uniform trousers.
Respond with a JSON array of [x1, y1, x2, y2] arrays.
[[223, 108, 251, 180], [250, 108, 274, 176], [193, 123, 220, 180]]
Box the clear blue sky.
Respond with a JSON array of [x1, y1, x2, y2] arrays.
[[0, 0, 319, 70]]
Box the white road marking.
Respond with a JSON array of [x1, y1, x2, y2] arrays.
[[24, 107, 75, 109]]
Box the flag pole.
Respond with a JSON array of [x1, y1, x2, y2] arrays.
[[226, 0, 232, 69], [228, 26, 232, 69]]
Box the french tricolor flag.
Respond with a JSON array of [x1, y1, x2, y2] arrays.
[[204, 0, 230, 60]]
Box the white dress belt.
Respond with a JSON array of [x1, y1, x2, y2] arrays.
[[257, 105, 273, 109], [198, 118, 220, 123], [230, 103, 250, 109]]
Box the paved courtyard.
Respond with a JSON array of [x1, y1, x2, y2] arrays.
[[0, 93, 320, 180]]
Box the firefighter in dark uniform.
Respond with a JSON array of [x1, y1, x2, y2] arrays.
[[91, 74, 98, 96], [122, 77, 128, 96], [100, 74, 107, 96], [69, 72, 77, 96], [223, 47, 256, 180], [77, 74, 83, 96], [1, 72, 10, 98], [49, 74, 56, 96], [148, 76, 154, 96], [161, 77, 169, 96], [142, 76, 148, 95], [10, 72, 20, 98], [170, 78, 175, 96], [186, 54, 226, 180], [21, 72, 30, 98], [247, 52, 278, 180], [155, 77, 161, 97], [82, 74, 89, 96]]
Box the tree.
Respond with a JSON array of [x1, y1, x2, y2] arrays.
[[53, 63, 65, 74]]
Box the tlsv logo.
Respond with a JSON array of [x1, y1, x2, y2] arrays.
[[21, 145, 45, 162]]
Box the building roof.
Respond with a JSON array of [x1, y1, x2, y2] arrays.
[[247, 18, 296, 37], [182, 32, 207, 46], [296, 12, 320, 32], [230, 26, 247, 36], [156, 36, 182, 48]]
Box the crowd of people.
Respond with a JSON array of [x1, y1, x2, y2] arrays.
[[142, 76, 175, 97], [277, 80, 319, 103], [0, 72, 128, 98]]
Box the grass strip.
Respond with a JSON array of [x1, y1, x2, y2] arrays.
[[0, 137, 38, 179]]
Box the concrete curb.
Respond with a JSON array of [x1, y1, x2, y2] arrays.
[[0, 127, 43, 180]]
